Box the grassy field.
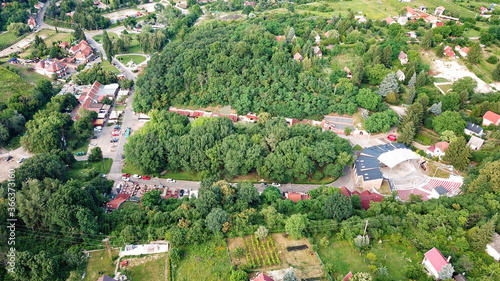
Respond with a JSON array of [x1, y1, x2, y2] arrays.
[[432, 77, 450, 83], [127, 253, 167, 281], [43, 32, 73, 46], [3, 136, 21, 150], [317, 238, 424, 280], [161, 170, 201, 181], [69, 140, 90, 154], [173, 241, 232, 281], [101, 60, 120, 74], [84, 249, 119, 281], [0, 66, 33, 103], [0, 32, 19, 50], [120, 201, 138, 209], [2, 64, 49, 84], [93, 32, 119, 44], [435, 83, 453, 94], [67, 158, 113, 180], [122, 163, 144, 175], [128, 34, 142, 53], [116, 54, 146, 65]]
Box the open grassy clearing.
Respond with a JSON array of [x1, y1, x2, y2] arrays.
[[67, 158, 113, 180], [84, 249, 119, 281], [435, 83, 453, 94], [128, 34, 142, 53], [0, 66, 33, 103], [119, 201, 139, 209], [0, 32, 19, 50], [116, 54, 146, 65], [316, 237, 424, 280], [101, 60, 120, 74], [43, 32, 73, 46], [125, 253, 167, 281], [173, 241, 232, 281], [93, 32, 118, 44], [2, 63, 49, 84], [228, 233, 326, 280]]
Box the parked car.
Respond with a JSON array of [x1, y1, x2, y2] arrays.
[[121, 154, 125, 159], [5, 156, 12, 162], [91, 136, 97, 139], [94, 127, 102, 132], [260, 183, 268, 187], [100, 173, 106, 178], [271, 183, 281, 187], [90, 142, 97, 146], [133, 174, 142, 179], [387, 134, 397, 141], [142, 176, 151, 180], [179, 189, 185, 197], [17, 157, 24, 163], [122, 173, 130, 177], [122, 177, 130, 181], [166, 178, 176, 183], [114, 125, 121, 129], [112, 133, 119, 137]]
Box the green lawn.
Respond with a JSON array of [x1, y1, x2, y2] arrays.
[[120, 201, 138, 209], [67, 158, 113, 180], [84, 249, 119, 281], [128, 35, 142, 53], [122, 163, 144, 175], [101, 60, 120, 74], [0, 32, 20, 50], [2, 64, 49, 84], [173, 241, 232, 281], [92, 32, 118, 44], [115, 105, 126, 111], [44, 32, 73, 46], [0, 66, 33, 103], [116, 54, 146, 65], [435, 83, 453, 94], [128, 253, 167, 281], [3, 135, 21, 150], [317, 238, 424, 280], [432, 77, 450, 83], [69, 140, 90, 154], [161, 170, 201, 181]]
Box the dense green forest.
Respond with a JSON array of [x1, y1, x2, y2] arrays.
[[124, 111, 352, 181], [0, 0, 35, 31]]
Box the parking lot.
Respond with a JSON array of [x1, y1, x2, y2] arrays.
[[0, 147, 33, 182]]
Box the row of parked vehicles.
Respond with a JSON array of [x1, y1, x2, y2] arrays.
[[4, 156, 24, 163]]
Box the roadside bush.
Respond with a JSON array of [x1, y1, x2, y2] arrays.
[[486, 55, 499, 64]]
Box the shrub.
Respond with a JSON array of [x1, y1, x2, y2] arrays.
[[486, 55, 498, 64], [255, 226, 269, 240], [233, 246, 245, 259]]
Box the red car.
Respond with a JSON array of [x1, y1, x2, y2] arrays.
[[122, 173, 130, 177], [142, 176, 151, 180], [112, 133, 119, 137], [387, 134, 397, 141]]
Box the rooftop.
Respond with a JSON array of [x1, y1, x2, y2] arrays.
[[424, 247, 449, 272]]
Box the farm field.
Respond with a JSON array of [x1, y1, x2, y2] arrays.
[[0, 66, 33, 103], [173, 241, 232, 281], [316, 237, 425, 280], [228, 233, 326, 280], [84, 249, 119, 281]]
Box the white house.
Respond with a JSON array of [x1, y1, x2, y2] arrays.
[[397, 16, 408, 25], [426, 142, 449, 159], [464, 122, 484, 137], [486, 233, 500, 261], [483, 111, 500, 126], [434, 6, 445, 16], [422, 247, 450, 279], [398, 51, 408, 65], [467, 135, 485, 151], [396, 70, 405, 81]]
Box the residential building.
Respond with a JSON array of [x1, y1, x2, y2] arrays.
[[483, 111, 500, 126], [354, 156, 384, 191], [34, 58, 69, 77], [355, 15, 367, 23], [397, 16, 408, 25], [467, 135, 484, 151], [486, 232, 500, 261], [106, 194, 130, 211], [396, 70, 405, 81], [27, 17, 36, 29], [285, 192, 311, 203], [69, 40, 94, 63], [276, 35, 286, 43], [385, 16, 395, 25], [433, 22, 445, 28], [455, 45, 470, 57], [427, 141, 449, 159], [444, 45, 456, 58], [313, 46, 322, 58], [59, 41, 69, 49], [464, 122, 484, 137], [398, 51, 408, 65], [434, 6, 445, 16], [424, 15, 438, 23], [480, 6, 488, 14], [293, 52, 304, 61], [244, 1, 256, 7], [251, 273, 274, 281], [422, 248, 450, 279], [419, 6, 427, 13], [406, 31, 417, 38], [405, 6, 417, 18], [340, 187, 383, 210], [315, 34, 321, 44]]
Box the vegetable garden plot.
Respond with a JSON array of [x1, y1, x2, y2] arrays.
[[243, 235, 281, 268]]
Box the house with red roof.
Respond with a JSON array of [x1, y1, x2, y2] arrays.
[[343, 66, 352, 79], [384, 16, 395, 25], [424, 15, 438, 23], [34, 58, 69, 78], [405, 6, 417, 18], [59, 41, 69, 49], [480, 6, 488, 14], [276, 36, 286, 43], [294, 52, 304, 61], [433, 22, 445, 28], [27, 17, 36, 29], [106, 194, 131, 210], [483, 111, 500, 126], [69, 40, 94, 63], [434, 6, 445, 16], [244, 1, 256, 7], [343, 271, 353, 281], [422, 247, 450, 279], [443, 45, 456, 58], [339, 187, 383, 210], [427, 142, 449, 159], [251, 273, 274, 281], [285, 192, 311, 203]]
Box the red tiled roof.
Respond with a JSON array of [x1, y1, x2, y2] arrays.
[[251, 273, 274, 281], [276, 36, 286, 42], [228, 114, 238, 122], [406, 6, 416, 15], [193, 111, 204, 118], [106, 194, 130, 209], [59, 41, 69, 48], [351, 190, 383, 210], [287, 192, 311, 203], [436, 22, 445, 27], [385, 16, 394, 24], [343, 271, 353, 281], [484, 111, 500, 124], [461, 47, 470, 54], [436, 141, 449, 151], [424, 247, 449, 272], [398, 51, 407, 60], [340, 187, 352, 197]]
